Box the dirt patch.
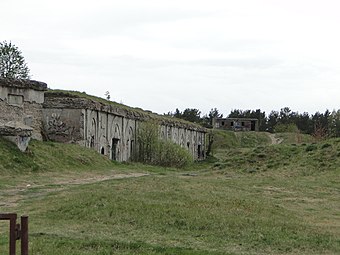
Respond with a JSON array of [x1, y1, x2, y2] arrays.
[[268, 133, 283, 145], [0, 172, 149, 208], [48, 172, 149, 186]]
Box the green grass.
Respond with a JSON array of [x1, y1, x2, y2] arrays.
[[213, 138, 340, 176], [235, 132, 272, 147], [9, 167, 339, 255], [275, 132, 314, 145], [211, 130, 271, 151], [0, 135, 339, 254], [0, 137, 117, 174], [211, 130, 315, 151], [211, 130, 239, 149]]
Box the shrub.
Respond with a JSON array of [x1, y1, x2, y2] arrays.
[[305, 144, 318, 152], [274, 123, 299, 133], [136, 121, 159, 163], [321, 143, 332, 149], [137, 121, 193, 168], [153, 140, 193, 168]]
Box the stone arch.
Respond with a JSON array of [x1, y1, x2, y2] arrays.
[[167, 126, 172, 140], [89, 118, 97, 149], [111, 124, 121, 161], [181, 134, 185, 148], [173, 128, 178, 143], [193, 134, 197, 158], [127, 126, 135, 160]]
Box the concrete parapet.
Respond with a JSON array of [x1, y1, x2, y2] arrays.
[[0, 121, 32, 151]]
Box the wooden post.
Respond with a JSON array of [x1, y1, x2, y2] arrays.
[[21, 216, 29, 255]]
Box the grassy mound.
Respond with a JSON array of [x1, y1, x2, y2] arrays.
[[212, 138, 340, 176], [1, 132, 339, 254], [275, 132, 314, 145], [0, 137, 116, 173], [211, 130, 271, 150], [211, 130, 314, 151]]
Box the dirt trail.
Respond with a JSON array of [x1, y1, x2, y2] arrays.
[[0, 172, 149, 208], [268, 133, 283, 145]]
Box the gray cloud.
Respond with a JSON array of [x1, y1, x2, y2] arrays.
[[1, 0, 340, 116]]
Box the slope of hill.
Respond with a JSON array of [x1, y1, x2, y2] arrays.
[[0, 132, 339, 254], [0, 137, 117, 173], [211, 130, 314, 150], [213, 138, 340, 176], [211, 130, 339, 176]]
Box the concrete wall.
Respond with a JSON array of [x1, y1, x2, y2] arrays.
[[215, 118, 259, 132], [159, 125, 205, 160], [0, 85, 44, 104], [83, 109, 138, 161], [0, 79, 206, 161], [42, 108, 84, 143], [0, 78, 47, 140], [42, 93, 206, 161]]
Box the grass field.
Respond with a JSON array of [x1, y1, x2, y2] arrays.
[[0, 133, 339, 254]]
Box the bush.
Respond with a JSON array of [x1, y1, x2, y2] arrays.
[[321, 143, 332, 149], [137, 121, 193, 168], [274, 123, 299, 133], [136, 121, 159, 163], [153, 140, 193, 168], [305, 144, 318, 152]]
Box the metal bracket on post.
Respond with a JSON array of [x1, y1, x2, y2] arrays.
[[0, 213, 29, 255]]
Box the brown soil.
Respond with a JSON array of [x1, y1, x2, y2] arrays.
[[0, 172, 149, 209]]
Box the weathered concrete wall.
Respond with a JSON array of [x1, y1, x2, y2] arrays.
[[0, 121, 33, 151], [43, 92, 206, 161], [0, 80, 206, 160], [85, 110, 137, 161], [42, 108, 84, 143], [160, 125, 205, 160], [215, 118, 259, 132], [0, 85, 44, 104], [0, 78, 47, 140]]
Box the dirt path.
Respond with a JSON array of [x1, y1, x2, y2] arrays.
[[268, 133, 283, 145], [0, 172, 149, 208]]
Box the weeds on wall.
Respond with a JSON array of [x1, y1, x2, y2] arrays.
[[136, 121, 193, 168]]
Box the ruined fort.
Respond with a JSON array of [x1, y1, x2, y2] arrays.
[[0, 78, 206, 161]]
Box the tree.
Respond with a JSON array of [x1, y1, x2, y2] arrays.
[[267, 111, 279, 133], [104, 91, 111, 100], [295, 112, 313, 134], [0, 41, 30, 79], [329, 110, 340, 137], [208, 108, 223, 121], [173, 108, 182, 119], [201, 108, 223, 128], [172, 108, 202, 123]]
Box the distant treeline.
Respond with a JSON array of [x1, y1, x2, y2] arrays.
[[166, 107, 340, 138]]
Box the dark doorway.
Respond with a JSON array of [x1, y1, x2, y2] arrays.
[[197, 144, 202, 159], [101, 147, 105, 155], [130, 140, 135, 160], [251, 121, 256, 131], [90, 135, 95, 148], [111, 138, 119, 161]]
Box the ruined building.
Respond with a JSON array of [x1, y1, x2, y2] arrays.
[[214, 117, 259, 131], [0, 78, 206, 161]]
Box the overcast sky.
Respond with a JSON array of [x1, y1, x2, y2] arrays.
[[1, 0, 340, 116]]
